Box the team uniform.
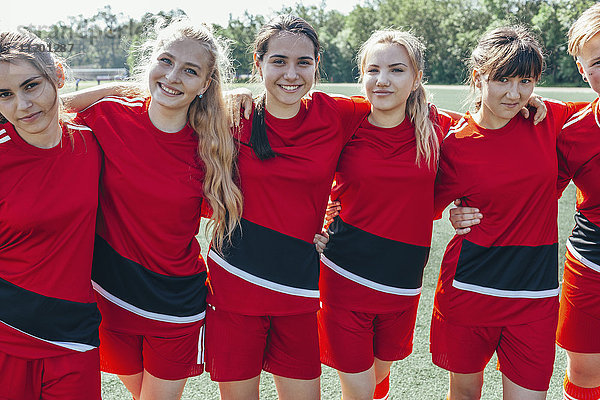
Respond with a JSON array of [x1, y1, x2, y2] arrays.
[[79, 96, 208, 380], [0, 122, 102, 399], [319, 106, 451, 373], [556, 99, 600, 354], [204, 91, 369, 381], [430, 100, 580, 391]]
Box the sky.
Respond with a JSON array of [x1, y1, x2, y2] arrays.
[[4, 0, 363, 30]]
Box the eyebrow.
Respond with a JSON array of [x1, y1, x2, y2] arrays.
[[269, 54, 314, 61], [367, 62, 408, 68], [0, 76, 42, 92], [589, 56, 600, 65], [162, 52, 203, 71]]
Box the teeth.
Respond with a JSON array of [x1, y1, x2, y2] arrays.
[[281, 85, 300, 91], [160, 83, 182, 95]]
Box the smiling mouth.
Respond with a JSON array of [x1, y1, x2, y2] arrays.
[[158, 82, 183, 96], [279, 84, 302, 92], [19, 111, 42, 122]]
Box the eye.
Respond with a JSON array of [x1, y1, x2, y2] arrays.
[[367, 68, 379, 74], [498, 77, 509, 83], [184, 68, 197, 75], [520, 78, 532, 84], [0, 91, 12, 99], [272, 59, 285, 65], [391, 68, 404, 73], [299, 60, 312, 66], [159, 57, 172, 65], [25, 82, 39, 90]]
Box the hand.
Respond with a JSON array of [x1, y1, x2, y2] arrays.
[[449, 199, 483, 235], [313, 231, 329, 254], [324, 200, 341, 228], [225, 88, 253, 127], [521, 94, 546, 125]]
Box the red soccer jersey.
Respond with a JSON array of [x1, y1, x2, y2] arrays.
[[0, 121, 101, 359], [320, 106, 451, 313], [207, 91, 370, 315], [558, 98, 600, 273], [79, 96, 208, 331], [433, 100, 580, 326]]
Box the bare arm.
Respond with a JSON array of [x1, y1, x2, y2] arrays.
[[61, 82, 141, 112]]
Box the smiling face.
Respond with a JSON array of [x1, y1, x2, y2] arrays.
[[255, 32, 318, 119], [474, 71, 536, 129], [148, 38, 211, 116], [0, 59, 63, 148], [576, 32, 600, 96], [362, 43, 422, 127]]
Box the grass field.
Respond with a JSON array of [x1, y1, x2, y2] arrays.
[[99, 84, 597, 399]]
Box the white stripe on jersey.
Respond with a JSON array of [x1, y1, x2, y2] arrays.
[[92, 281, 206, 324], [81, 96, 145, 112], [445, 117, 468, 140], [321, 255, 422, 296], [567, 240, 600, 274], [208, 249, 320, 298], [0, 320, 96, 352], [0, 129, 10, 144], [65, 123, 92, 132], [562, 103, 593, 130], [452, 279, 559, 299], [595, 100, 600, 129], [543, 97, 566, 106], [563, 389, 578, 400]]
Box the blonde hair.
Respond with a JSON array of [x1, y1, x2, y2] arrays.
[[0, 30, 69, 125], [568, 3, 600, 57], [131, 19, 243, 251], [357, 29, 438, 168], [467, 26, 544, 111]]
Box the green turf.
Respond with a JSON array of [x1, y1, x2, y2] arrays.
[[100, 85, 591, 399]]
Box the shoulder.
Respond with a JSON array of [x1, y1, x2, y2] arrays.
[[0, 124, 13, 152], [561, 101, 596, 131], [80, 95, 146, 114]]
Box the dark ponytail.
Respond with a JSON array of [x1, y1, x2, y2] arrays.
[[250, 94, 276, 160]]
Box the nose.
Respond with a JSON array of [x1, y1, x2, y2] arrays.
[[376, 72, 389, 86], [16, 93, 32, 111], [506, 81, 519, 99], [283, 64, 299, 80], [165, 67, 181, 83]]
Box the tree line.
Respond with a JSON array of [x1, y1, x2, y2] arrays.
[[24, 0, 597, 85]]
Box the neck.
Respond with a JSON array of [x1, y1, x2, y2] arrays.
[[148, 100, 188, 132], [472, 108, 511, 130], [265, 96, 301, 119], [368, 106, 406, 128], [18, 122, 62, 149]]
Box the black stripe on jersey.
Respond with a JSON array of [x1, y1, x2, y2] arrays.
[[455, 239, 558, 293], [216, 218, 319, 292], [569, 212, 600, 268], [323, 217, 429, 289], [92, 235, 207, 318], [0, 277, 100, 348]]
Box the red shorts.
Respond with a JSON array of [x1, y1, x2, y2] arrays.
[[557, 252, 600, 353], [204, 307, 321, 382], [98, 322, 204, 380], [430, 308, 557, 391], [0, 348, 100, 400], [318, 300, 419, 373]]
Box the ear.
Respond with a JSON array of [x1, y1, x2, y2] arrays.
[[199, 78, 211, 97], [253, 53, 262, 78], [413, 70, 424, 91], [473, 69, 482, 88], [55, 62, 65, 89], [576, 59, 588, 82]]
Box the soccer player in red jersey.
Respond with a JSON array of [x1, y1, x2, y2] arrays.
[[0, 31, 102, 399], [203, 15, 370, 399], [556, 5, 600, 399], [70, 20, 243, 400], [431, 26, 585, 400], [317, 30, 447, 400]]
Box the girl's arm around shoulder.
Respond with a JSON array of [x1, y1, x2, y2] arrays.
[[61, 82, 143, 112]]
